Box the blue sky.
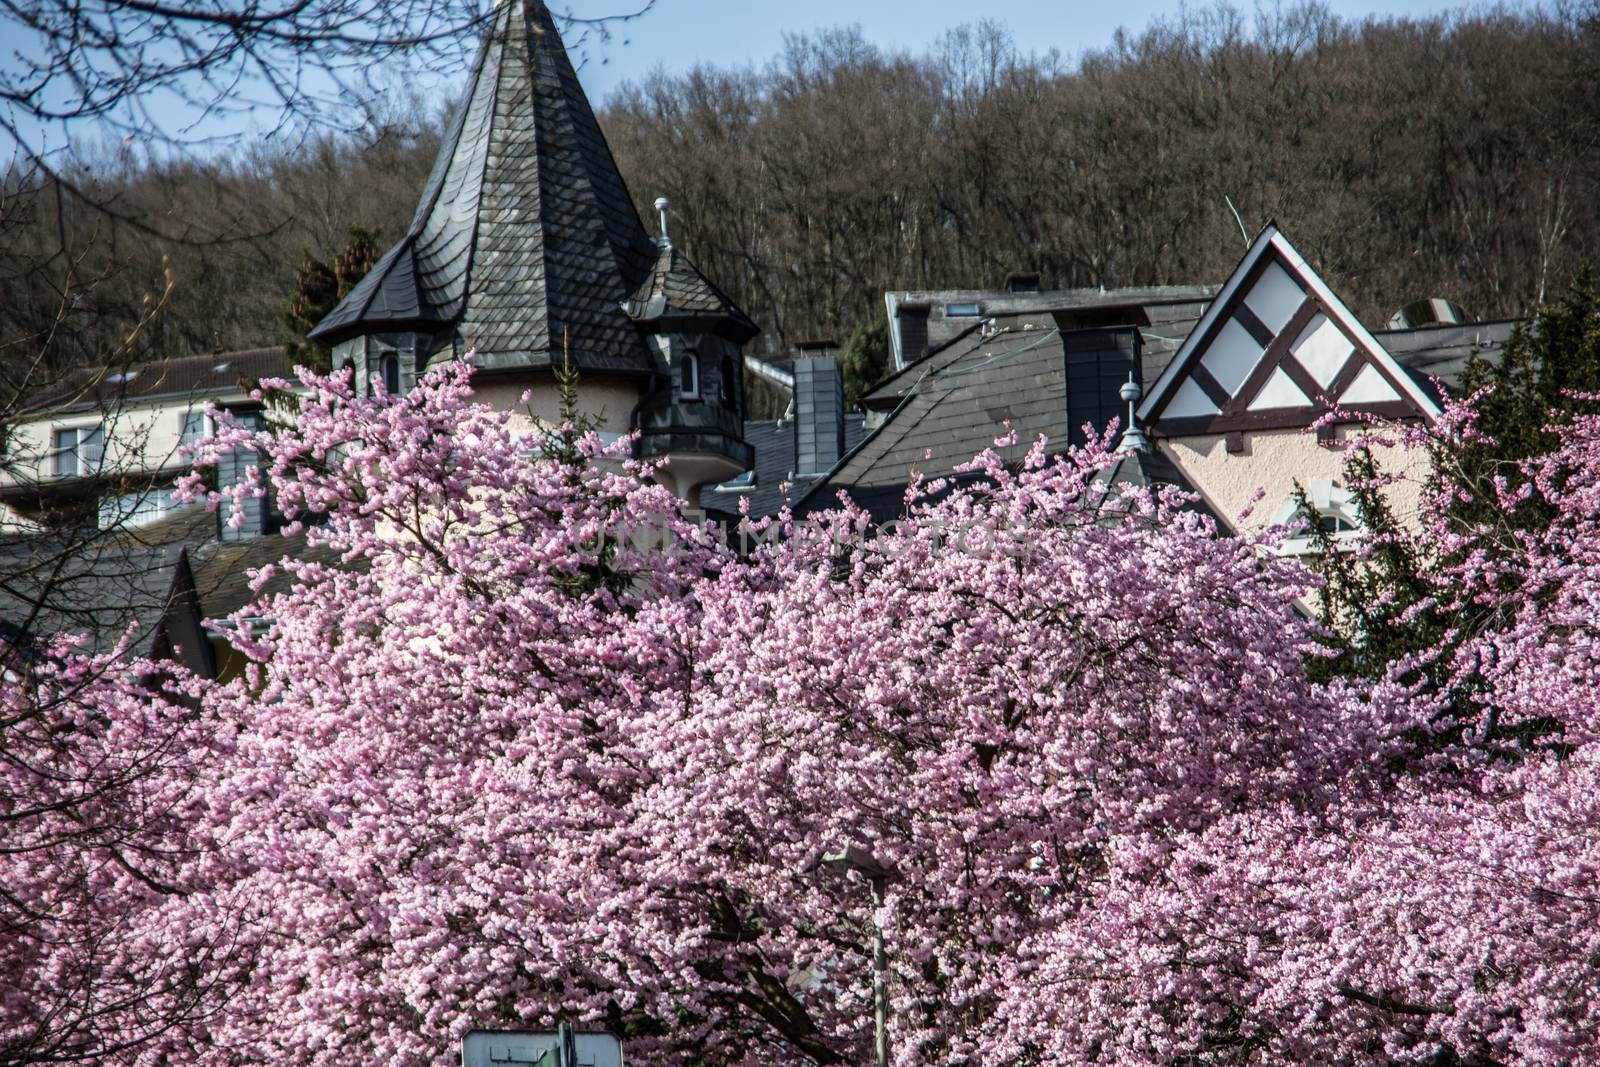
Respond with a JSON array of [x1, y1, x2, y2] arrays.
[[4, 0, 1503, 163], [571, 0, 1479, 103]]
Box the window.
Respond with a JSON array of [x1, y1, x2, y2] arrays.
[[217, 410, 273, 541], [679, 351, 701, 400], [1273, 480, 1365, 555], [52, 425, 103, 479], [180, 410, 209, 448], [713, 470, 756, 493], [1064, 327, 1141, 447], [371, 352, 401, 396], [1317, 512, 1359, 535], [99, 487, 182, 530], [720, 354, 738, 411], [946, 303, 983, 317]]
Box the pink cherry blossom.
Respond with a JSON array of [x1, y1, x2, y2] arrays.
[[10, 361, 1599, 1065]]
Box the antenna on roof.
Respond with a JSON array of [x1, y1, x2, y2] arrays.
[[1224, 195, 1250, 248], [1116, 373, 1150, 454], [654, 196, 672, 250]]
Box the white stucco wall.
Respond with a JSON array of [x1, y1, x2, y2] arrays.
[[472, 379, 640, 437], [1160, 424, 1431, 534], [2, 396, 217, 491]]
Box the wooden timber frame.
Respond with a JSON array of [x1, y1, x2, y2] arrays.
[[1138, 223, 1442, 438]]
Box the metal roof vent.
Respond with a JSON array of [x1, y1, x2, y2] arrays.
[[1116, 374, 1150, 454], [654, 196, 672, 250]]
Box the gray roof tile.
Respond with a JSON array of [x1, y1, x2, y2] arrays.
[[24, 348, 290, 415], [310, 0, 659, 376], [1378, 320, 1518, 390], [702, 415, 867, 519], [796, 321, 1179, 522]]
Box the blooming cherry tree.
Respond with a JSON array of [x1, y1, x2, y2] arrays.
[[0, 635, 237, 1064], [165, 362, 1408, 1065], [20, 360, 1598, 1065], [997, 401, 1600, 1065]]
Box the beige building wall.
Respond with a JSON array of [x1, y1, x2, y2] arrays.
[[4, 377, 637, 496], [1160, 424, 1430, 534], [472, 379, 640, 437], [1, 374, 646, 534], [2, 396, 210, 491]]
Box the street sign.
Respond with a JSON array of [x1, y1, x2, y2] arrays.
[[462, 1026, 623, 1067]]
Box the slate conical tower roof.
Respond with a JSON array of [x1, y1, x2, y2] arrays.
[[309, 0, 661, 375], [627, 243, 760, 342]]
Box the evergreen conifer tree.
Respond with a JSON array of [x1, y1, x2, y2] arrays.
[[1306, 272, 1600, 741], [281, 226, 380, 372]]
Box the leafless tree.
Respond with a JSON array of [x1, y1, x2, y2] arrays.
[[603, 2, 1600, 353], [0, 0, 656, 163], [0, 1, 656, 373]]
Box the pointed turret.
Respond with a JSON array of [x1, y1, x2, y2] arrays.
[[310, 1, 758, 501], [310, 0, 660, 380], [628, 198, 756, 500]]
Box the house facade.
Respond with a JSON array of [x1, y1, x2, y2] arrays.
[[0, 348, 300, 536], [756, 225, 1517, 540]]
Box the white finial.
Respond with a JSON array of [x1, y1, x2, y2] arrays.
[[654, 196, 671, 249], [1116, 373, 1149, 454]]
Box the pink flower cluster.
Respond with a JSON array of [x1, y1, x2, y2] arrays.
[[7, 363, 1598, 1065], [0, 636, 237, 1063]]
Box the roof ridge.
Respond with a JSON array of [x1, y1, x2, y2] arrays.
[[865, 320, 989, 401]]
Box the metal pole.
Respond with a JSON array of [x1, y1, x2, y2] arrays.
[[871, 876, 889, 1067]]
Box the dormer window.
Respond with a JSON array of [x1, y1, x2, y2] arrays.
[[99, 487, 182, 531], [679, 351, 701, 401], [1274, 480, 1365, 556], [374, 352, 401, 396], [714, 469, 756, 493]]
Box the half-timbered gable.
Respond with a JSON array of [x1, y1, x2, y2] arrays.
[[1139, 224, 1442, 437]]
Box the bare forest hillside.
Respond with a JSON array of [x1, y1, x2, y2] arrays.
[[3, 4, 1596, 374]]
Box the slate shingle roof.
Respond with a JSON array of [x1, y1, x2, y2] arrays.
[[188, 526, 350, 620], [888, 284, 1218, 373], [22, 349, 289, 415], [0, 507, 214, 659], [701, 414, 867, 519], [866, 291, 1211, 409], [803, 326, 1070, 522], [628, 245, 759, 341], [309, 0, 660, 376], [796, 291, 1212, 525], [1379, 320, 1518, 391], [0, 503, 349, 678], [1091, 446, 1218, 524]]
